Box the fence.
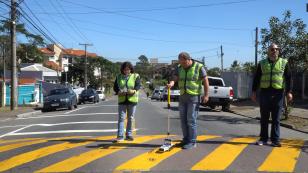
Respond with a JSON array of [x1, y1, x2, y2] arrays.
[[222, 71, 308, 100]]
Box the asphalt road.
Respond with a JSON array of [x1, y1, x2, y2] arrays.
[[0, 92, 307, 172]]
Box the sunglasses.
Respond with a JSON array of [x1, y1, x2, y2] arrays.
[[271, 48, 279, 51]]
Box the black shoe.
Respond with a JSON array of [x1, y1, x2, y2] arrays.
[[176, 140, 187, 147], [125, 136, 134, 141], [271, 141, 282, 147]]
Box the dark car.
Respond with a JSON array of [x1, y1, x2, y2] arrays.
[[42, 87, 77, 112], [78, 88, 99, 104]]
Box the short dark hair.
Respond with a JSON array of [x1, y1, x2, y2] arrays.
[[178, 52, 191, 60], [120, 61, 134, 74]]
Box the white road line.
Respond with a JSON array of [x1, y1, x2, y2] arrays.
[[64, 107, 86, 114], [5, 129, 139, 136], [83, 105, 118, 108], [0, 121, 118, 129], [0, 124, 33, 138], [0, 118, 12, 122], [17, 112, 118, 120]]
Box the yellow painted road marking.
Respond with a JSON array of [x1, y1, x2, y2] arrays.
[[0, 138, 41, 145], [191, 137, 257, 171], [258, 139, 304, 172], [0, 136, 86, 153], [35, 135, 167, 173], [0, 139, 47, 153], [0, 136, 114, 172], [115, 135, 220, 171]]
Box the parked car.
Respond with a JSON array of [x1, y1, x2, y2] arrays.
[[73, 87, 84, 103], [151, 89, 161, 100], [201, 76, 234, 111], [42, 87, 77, 112], [96, 90, 105, 101], [161, 88, 180, 101], [78, 88, 100, 104]]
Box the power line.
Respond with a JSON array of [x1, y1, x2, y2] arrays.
[[21, 1, 62, 45], [33, 0, 79, 43], [49, 0, 257, 14], [18, 8, 59, 45], [59, 0, 252, 31], [54, 0, 89, 42]]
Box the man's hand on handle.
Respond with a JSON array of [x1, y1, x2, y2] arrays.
[[166, 81, 175, 89]]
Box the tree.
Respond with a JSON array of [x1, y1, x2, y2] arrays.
[[242, 62, 256, 73], [207, 67, 221, 77], [138, 55, 149, 65], [260, 10, 307, 72], [17, 43, 44, 63], [229, 60, 242, 72], [1, 18, 45, 70]]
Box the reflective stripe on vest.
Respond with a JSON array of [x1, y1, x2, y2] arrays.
[[260, 58, 287, 89], [178, 62, 203, 95], [117, 73, 139, 103]]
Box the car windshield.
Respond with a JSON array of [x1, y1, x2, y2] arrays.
[[81, 89, 94, 95], [49, 88, 69, 95], [96, 91, 102, 94]]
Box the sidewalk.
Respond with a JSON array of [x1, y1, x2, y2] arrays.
[[0, 106, 39, 120], [230, 99, 308, 133]]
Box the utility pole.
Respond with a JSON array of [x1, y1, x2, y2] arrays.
[[79, 43, 92, 89], [255, 27, 259, 67], [220, 45, 224, 73], [10, 0, 17, 110], [1, 43, 6, 107]]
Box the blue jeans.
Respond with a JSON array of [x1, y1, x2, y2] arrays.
[[259, 90, 284, 143], [178, 94, 200, 144], [117, 104, 136, 137]]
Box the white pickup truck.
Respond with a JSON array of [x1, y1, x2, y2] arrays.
[[201, 76, 234, 111]]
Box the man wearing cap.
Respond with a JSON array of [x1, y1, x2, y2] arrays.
[[167, 52, 209, 149], [251, 43, 293, 147]]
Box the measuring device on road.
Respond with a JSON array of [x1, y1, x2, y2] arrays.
[[159, 87, 174, 152]]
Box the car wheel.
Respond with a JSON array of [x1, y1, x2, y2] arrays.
[[210, 105, 216, 109], [74, 99, 78, 108], [41, 108, 48, 112], [68, 102, 73, 110], [222, 103, 230, 112]]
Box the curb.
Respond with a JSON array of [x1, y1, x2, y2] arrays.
[[230, 110, 308, 134], [17, 111, 41, 118]]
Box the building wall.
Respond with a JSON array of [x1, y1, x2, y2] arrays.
[[5, 83, 43, 105]]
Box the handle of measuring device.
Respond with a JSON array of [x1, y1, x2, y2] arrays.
[[167, 87, 171, 109]]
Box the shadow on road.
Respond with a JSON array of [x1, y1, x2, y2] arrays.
[[198, 114, 259, 125]]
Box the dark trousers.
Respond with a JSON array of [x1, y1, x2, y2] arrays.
[[259, 89, 284, 142]]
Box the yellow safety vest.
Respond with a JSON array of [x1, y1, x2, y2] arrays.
[[117, 73, 139, 103], [260, 58, 287, 89], [178, 61, 203, 95]]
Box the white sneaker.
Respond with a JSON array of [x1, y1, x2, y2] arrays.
[[256, 140, 267, 146]]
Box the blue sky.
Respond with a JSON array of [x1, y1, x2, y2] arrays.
[[4, 0, 307, 68]]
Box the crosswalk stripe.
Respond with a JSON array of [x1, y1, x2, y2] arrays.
[[191, 137, 257, 171], [35, 135, 167, 173], [0, 138, 41, 145], [0, 136, 114, 172], [115, 135, 220, 171], [258, 139, 304, 172], [0, 136, 84, 153]]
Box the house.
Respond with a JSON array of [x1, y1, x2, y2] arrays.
[[20, 63, 60, 83]]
